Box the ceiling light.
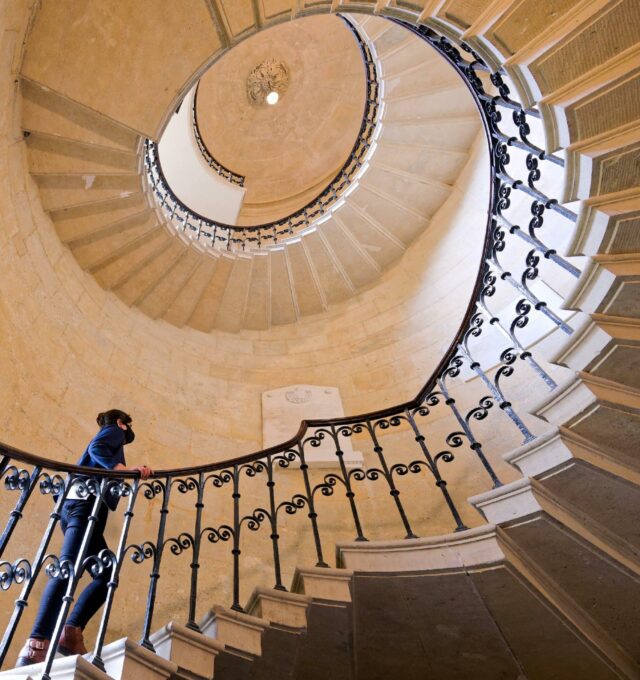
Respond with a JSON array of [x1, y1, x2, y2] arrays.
[[266, 91, 279, 105]]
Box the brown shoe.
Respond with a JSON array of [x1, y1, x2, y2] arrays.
[[58, 624, 87, 656], [16, 637, 49, 667]]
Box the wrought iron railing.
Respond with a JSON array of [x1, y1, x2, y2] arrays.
[[144, 14, 380, 251], [0, 20, 581, 678], [191, 85, 246, 187]]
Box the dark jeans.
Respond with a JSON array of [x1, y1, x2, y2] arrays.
[[31, 500, 110, 639]]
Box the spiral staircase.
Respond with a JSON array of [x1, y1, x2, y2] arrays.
[[0, 0, 639, 679], [21, 14, 481, 333]]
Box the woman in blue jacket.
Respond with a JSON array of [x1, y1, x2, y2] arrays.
[[16, 409, 153, 667]]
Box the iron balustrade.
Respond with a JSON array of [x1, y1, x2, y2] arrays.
[[0, 21, 582, 678], [191, 85, 246, 187], [144, 14, 380, 251]]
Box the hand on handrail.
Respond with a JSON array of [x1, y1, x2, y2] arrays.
[[114, 462, 153, 479], [131, 465, 153, 480]]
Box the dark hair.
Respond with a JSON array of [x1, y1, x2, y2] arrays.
[[96, 409, 132, 428]]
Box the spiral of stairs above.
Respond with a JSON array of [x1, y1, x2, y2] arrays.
[[21, 13, 484, 334]]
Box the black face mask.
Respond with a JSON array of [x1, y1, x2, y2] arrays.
[[123, 425, 135, 445]]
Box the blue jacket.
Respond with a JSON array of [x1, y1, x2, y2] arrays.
[[75, 425, 127, 510], [77, 424, 126, 470]]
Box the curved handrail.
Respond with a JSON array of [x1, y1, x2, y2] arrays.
[[145, 13, 380, 250], [191, 83, 246, 186]]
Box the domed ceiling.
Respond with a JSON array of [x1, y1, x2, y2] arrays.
[[194, 15, 366, 225]]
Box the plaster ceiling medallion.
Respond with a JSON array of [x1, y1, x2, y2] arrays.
[[247, 59, 290, 105]]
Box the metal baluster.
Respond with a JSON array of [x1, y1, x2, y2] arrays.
[[488, 258, 573, 334], [494, 214, 580, 277], [186, 472, 205, 631], [330, 425, 367, 542], [476, 301, 557, 390], [139, 476, 172, 651], [365, 421, 417, 539], [297, 444, 328, 568], [497, 171, 577, 222], [90, 479, 140, 671], [42, 479, 107, 680], [0, 464, 41, 559], [491, 130, 564, 166], [405, 409, 468, 532], [264, 455, 286, 591], [231, 464, 242, 611], [457, 339, 535, 444], [0, 472, 69, 668], [437, 380, 502, 489]]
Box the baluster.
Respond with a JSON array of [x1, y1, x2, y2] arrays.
[[139, 476, 172, 651], [494, 214, 580, 277], [487, 256, 573, 335], [0, 471, 69, 668], [475, 300, 557, 390], [437, 379, 502, 489], [90, 478, 140, 671], [330, 425, 367, 542], [0, 463, 42, 558], [496, 170, 576, 222], [405, 409, 468, 532], [364, 421, 417, 539], [231, 464, 242, 611], [186, 472, 205, 631], [457, 330, 535, 444], [297, 443, 328, 568], [265, 455, 286, 591]]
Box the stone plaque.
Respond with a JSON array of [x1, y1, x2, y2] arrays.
[[262, 385, 363, 468]]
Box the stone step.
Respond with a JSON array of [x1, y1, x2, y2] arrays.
[[351, 174, 441, 242], [374, 139, 469, 185], [569, 189, 640, 258], [381, 116, 480, 150], [50, 193, 149, 243], [137, 248, 204, 320], [333, 201, 405, 271], [371, 23, 414, 59], [69, 211, 159, 270], [317, 216, 380, 290], [268, 249, 297, 327], [383, 82, 478, 121], [472, 481, 640, 672], [381, 38, 448, 83], [20, 78, 140, 152], [114, 240, 186, 307], [212, 256, 253, 332], [0, 637, 177, 680], [33, 173, 141, 211], [336, 524, 630, 679], [25, 131, 138, 175], [243, 253, 271, 331], [162, 258, 219, 328], [91, 229, 171, 290], [285, 240, 325, 319], [299, 230, 353, 306], [187, 255, 235, 333]]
